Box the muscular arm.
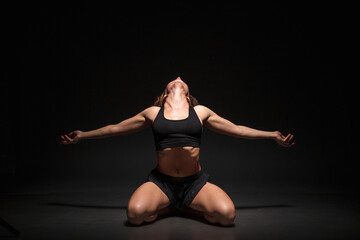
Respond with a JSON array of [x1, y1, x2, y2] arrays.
[[198, 105, 294, 146], [201, 105, 275, 139], [80, 107, 153, 140], [61, 107, 155, 144]]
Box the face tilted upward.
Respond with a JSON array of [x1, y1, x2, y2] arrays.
[[165, 77, 190, 97]]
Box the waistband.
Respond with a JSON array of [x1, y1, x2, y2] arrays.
[[152, 165, 204, 184]]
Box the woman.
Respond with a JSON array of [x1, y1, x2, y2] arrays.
[[60, 77, 294, 226]]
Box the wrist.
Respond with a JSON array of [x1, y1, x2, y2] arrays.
[[270, 131, 279, 139], [77, 130, 86, 140]]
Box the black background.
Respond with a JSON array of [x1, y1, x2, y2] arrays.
[[1, 1, 356, 194]]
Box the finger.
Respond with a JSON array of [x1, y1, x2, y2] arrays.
[[68, 132, 76, 137], [61, 135, 67, 139], [61, 135, 70, 142], [283, 143, 291, 147], [277, 132, 285, 139], [286, 134, 294, 143], [64, 134, 72, 142], [279, 140, 289, 147], [285, 142, 295, 147], [284, 134, 291, 142]]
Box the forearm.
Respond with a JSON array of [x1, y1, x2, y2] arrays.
[[236, 125, 276, 139], [80, 124, 118, 140]]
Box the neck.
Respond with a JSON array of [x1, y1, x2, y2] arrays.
[[164, 93, 189, 110]]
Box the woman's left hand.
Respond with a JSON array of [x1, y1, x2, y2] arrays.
[[273, 131, 295, 147]]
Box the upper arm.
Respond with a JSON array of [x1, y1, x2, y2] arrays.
[[110, 106, 156, 135], [197, 105, 240, 138]]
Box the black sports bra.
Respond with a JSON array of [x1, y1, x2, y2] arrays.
[[152, 104, 202, 150]]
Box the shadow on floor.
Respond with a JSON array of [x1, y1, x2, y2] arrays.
[[47, 202, 293, 210], [47, 202, 127, 209], [235, 204, 293, 209], [46, 202, 293, 228]]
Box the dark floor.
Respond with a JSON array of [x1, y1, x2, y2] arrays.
[[1, 185, 359, 240]]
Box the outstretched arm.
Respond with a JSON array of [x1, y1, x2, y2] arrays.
[[198, 105, 294, 147], [60, 107, 154, 144]]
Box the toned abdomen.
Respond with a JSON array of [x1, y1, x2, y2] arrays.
[[156, 147, 201, 177]]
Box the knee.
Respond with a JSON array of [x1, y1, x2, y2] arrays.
[[127, 203, 151, 225], [215, 204, 236, 226]]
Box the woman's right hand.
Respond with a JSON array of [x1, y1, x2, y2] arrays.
[[273, 131, 295, 147], [60, 130, 82, 144]]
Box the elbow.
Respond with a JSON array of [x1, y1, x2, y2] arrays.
[[108, 125, 120, 136], [235, 126, 245, 138]]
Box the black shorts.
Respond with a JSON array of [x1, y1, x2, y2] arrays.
[[144, 166, 212, 212]]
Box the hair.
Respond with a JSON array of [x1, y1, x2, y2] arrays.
[[153, 91, 199, 107]]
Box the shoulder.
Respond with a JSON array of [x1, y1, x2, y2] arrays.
[[143, 105, 160, 112], [140, 106, 161, 121], [194, 105, 213, 113], [193, 105, 214, 120]]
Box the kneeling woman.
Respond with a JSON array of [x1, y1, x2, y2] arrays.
[[61, 77, 294, 226]]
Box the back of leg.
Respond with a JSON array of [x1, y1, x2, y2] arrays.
[[127, 182, 171, 225]]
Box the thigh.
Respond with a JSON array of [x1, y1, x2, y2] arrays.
[[128, 181, 171, 212], [189, 182, 235, 213]]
